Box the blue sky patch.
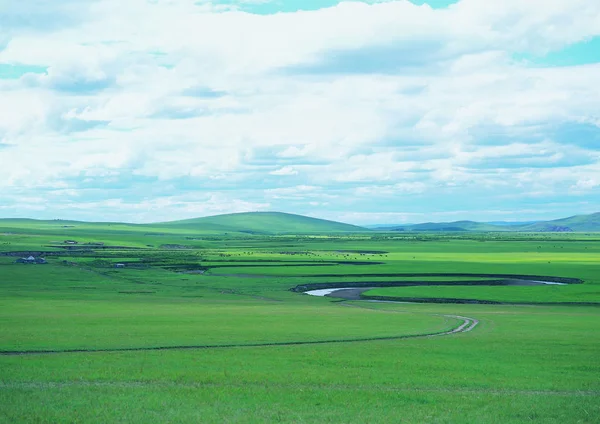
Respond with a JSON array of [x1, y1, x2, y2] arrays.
[[282, 40, 446, 75], [219, 0, 458, 14], [514, 37, 600, 67], [0, 63, 47, 79], [551, 122, 600, 149]]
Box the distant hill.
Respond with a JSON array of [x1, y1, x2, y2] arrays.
[[382, 212, 600, 233], [519, 212, 600, 232], [2, 212, 599, 234], [485, 221, 539, 227], [158, 212, 369, 234], [366, 224, 404, 230], [389, 220, 508, 232], [0, 213, 368, 234]]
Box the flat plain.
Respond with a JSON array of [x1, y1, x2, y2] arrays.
[[1, 218, 599, 423]]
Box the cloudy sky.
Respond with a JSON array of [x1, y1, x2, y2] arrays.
[[1, 0, 599, 224]]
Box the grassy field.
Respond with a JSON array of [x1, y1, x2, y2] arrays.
[[1, 219, 599, 422]]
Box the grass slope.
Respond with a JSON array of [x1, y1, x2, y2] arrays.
[[3, 211, 599, 234], [388, 212, 600, 232], [158, 211, 369, 234], [522, 212, 600, 232]]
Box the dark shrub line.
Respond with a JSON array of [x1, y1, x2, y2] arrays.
[[360, 295, 600, 307], [290, 274, 583, 292]]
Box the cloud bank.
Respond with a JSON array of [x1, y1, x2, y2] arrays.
[[1, 0, 599, 223]]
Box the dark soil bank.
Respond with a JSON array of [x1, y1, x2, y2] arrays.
[[360, 295, 600, 307], [306, 287, 600, 307], [290, 274, 582, 292]]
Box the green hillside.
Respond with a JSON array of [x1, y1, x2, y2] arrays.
[[2, 211, 598, 235], [388, 212, 600, 233], [158, 211, 369, 234], [521, 212, 600, 232]]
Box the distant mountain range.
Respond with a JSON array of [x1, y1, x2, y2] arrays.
[[1, 211, 599, 234], [378, 212, 600, 233], [367, 221, 539, 229]]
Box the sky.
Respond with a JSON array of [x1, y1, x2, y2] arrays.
[[0, 0, 599, 225]]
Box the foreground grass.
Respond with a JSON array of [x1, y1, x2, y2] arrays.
[[1, 226, 599, 422], [2, 384, 597, 423], [0, 296, 455, 352], [1, 303, 598, 423]]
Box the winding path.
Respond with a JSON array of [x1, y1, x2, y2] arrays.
[[307, 287, 479, 337], [0, 318, 476, 356], [1, 289, 478, 356]]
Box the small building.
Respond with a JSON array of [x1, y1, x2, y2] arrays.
[[15, 256, 35, 264], [15, 256, 47, 264]]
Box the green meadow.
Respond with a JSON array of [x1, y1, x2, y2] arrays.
[[1, 216, 599, 422]]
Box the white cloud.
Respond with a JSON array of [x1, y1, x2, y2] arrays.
[[269, 166, 299, 176], [354, 182, 428, 196], [0, 0, 599, 222], [573, 178, 599, 191]]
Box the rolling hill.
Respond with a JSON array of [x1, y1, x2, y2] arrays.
[[158, 212, 369, 234], [2, 211, 599, 234], [519, 212, 600, 232], [385, 212, 600, 232]]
